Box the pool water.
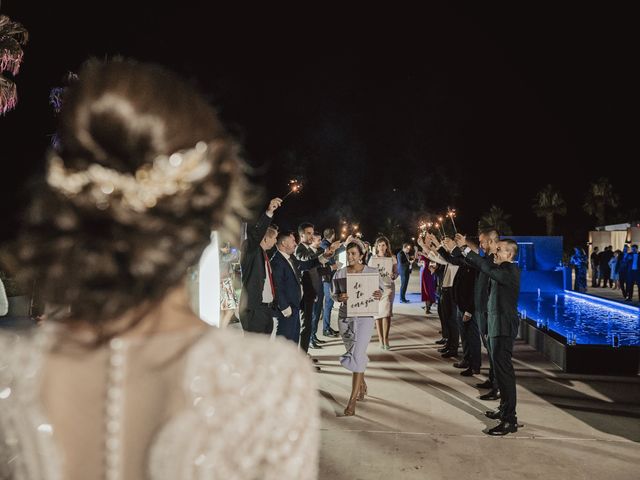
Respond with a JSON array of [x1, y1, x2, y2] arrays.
[[518, 292, 640, 347]]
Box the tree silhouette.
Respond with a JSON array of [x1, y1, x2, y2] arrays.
[[532, 184, 567, 235], [478, 205, 513, 235], [583, 177, 618, 227]]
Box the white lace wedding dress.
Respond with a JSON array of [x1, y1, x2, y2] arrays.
[[0, 323, 318, 480]]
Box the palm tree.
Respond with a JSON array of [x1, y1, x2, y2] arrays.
[[478, 205, 513, 235], [0, 14, 29, 115], [532, 184, 567, 235], [583, 177, 619, 227]]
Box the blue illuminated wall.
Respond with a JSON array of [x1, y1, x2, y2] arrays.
[[507, 236, 564, 293]]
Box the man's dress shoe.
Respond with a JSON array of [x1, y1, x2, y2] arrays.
[[479, 390, 500, 401], [486, 421, 518, 436], [484, 409, 502, 420]]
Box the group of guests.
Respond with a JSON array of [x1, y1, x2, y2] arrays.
[[238, 200, 524, 433], [239, 198, 399, 415], [572, 244, 640, 301], [414, 230, 522, 436]]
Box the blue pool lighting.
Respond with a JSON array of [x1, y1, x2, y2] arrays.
[[518, 292, 640, 347]]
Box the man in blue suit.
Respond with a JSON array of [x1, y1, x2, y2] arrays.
[[397, 243, 414, 303], [271, 231, 303, 343]]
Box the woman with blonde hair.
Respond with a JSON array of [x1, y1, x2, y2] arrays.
[[368, 236, 398, 349]]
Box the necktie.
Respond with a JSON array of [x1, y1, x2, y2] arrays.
[[264, 250, 275, 296]]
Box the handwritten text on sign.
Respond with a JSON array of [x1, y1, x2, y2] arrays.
[[369, 257, 393, 280], [346, 272, 379, 316]]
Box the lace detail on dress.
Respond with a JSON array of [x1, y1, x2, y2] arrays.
[[148, 329, 319, 480], [0, 326, 62, 480], [0, 326, 318, 480]]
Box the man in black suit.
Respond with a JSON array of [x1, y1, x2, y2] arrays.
[[626, 244, 640, 301], [458, 235, 521, 436], [397, 243, 414, 303], [319, 228, 342, 337], [474, 229, 501, 400], [590, 246, 600, 287], [295, 222, 341, 353], [271, 231, 303, 343], [238, 198, 281, 334], [419, 235, 459, 357], [439, 236, 482, 377]]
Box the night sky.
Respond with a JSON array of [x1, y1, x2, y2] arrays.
[[1, 2, 635, 249]]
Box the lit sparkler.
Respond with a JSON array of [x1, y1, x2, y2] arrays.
[[446, 207, 458, 235], [282, 179, 303, 199]]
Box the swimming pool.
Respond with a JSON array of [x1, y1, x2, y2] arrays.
[[518, 291, 640, 347]]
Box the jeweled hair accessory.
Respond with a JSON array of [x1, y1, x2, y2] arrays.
[[46, 141, 215, 212], [349, 237, 367, 254]]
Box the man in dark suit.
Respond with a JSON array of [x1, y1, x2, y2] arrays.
[[238, 198, 281, 334], [590, 246, 600, 287], [271, 231, 303, 343], [598, 246, 614, 287], [397, 243, 414, 303], [626, 244, 640, 301], [318, 228, 342, 337], [473, 229, 501, 400], [459, 235, 521, 436], [295, 222, 341, 353], [439, 236, 482, 377]]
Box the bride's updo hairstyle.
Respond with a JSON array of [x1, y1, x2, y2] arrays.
[[5, 59, 250, 337]]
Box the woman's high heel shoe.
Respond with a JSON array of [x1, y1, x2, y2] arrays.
[[357, 381, 368, 400], [343, 398, 357, 416]]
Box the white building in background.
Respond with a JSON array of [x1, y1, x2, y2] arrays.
[[588, 221, 640, 278], [590, 221, 640, 252]]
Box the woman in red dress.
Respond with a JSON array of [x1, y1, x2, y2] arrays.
[[416, 249, 437, 313]]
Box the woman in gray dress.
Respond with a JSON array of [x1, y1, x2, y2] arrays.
[[332, 241, 383, 416]]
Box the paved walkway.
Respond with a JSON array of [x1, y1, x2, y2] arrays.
[[585, 284, 640, 306], [313, 273, 640, 480]]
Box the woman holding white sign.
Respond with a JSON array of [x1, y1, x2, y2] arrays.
[[368, 236, 399, 350], [332, 241, 383, 416]]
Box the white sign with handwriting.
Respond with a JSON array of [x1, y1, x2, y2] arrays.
[[346, 272, 380, 316], [369, 257, 393, 281]]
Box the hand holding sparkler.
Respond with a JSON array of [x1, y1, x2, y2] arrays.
[[427, 233, 441, 249], [442, 237, 456, 252], [266, 197, 283, 215], [326, 240, 343, 256], [416, 234, 428, 251]]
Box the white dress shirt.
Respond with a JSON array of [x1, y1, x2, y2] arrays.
[[261, 252, 274, 304]]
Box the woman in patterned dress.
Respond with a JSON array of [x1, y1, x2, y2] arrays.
[[332, 241, 383, 416]]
